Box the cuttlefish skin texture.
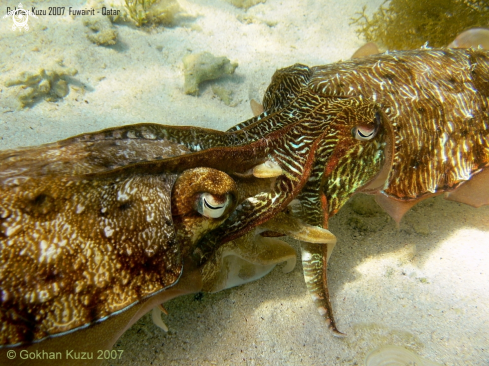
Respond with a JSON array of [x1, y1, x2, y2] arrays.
[[0, 130, 310, 365], [2, 48, 487, 352], [248, 48, 489, 334], [308, 48, 489, 222], [63, 92, 386, 337], [0, 136, 239, 349], [73, 48, 488, 335]]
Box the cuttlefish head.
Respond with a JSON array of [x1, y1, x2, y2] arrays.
[[304, 95, 393, 218], [171, 167, 238, 258]]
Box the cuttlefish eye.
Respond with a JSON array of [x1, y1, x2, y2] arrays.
[[352, 111, 382, 141], [197, 193, 231, 218]]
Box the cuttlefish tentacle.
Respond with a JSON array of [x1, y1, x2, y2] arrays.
[[301, 242, 345, 337], [294, 143, 333, 227]]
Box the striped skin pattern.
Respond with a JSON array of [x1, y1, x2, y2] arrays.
[[67, 85, 386, 336], [71, 48, 489, 335], [262, 48, 489, 335], [310, 48, 489, 202]]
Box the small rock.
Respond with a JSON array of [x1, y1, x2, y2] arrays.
[[183, 52, 238, 96]]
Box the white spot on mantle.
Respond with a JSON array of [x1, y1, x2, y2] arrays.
[[5, 225, 22, 237], [105, 226, 114, 237], [76, 204, 85, 214]]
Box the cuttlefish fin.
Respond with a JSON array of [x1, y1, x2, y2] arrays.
[[301, 242, 345, 337], [250, 98, 265, 116], [351, 42, 380, 59], [375, 191, 447, 227], [374, 194, 418, 226], [448, 28, 489, 49], [444, 168, 489, 207]]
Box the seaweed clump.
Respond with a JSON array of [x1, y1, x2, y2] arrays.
[[351, 0, 489, 50], [83, 16, 118, 45], [183, 52, 238, 96], [123, 0, 189, 27], [5, 66, 78, 108]]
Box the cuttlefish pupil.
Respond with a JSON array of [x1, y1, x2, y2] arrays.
[[352, 111, 382, 141], [197, 193, 230, 218]]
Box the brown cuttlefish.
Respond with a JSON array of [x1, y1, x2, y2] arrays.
[[0, 129, 335, 365], [2, 46, 488, 364], [61, 47, 489, 338]]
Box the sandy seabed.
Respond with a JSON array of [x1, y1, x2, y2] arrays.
[[1, 0, 488, 365]]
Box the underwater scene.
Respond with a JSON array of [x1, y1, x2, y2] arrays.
[[0, 0, 489, 365]]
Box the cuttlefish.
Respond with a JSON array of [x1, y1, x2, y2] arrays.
[[0, 137, 236, 351], [62, 48, 489, 337], [1, 47, 488, 362], [57, 87, 386, 339], [238, 47, 489, 334], [236, 47, 489, 334], [0, 129, 334, 365]]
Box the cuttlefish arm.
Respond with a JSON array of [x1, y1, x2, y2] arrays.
[[260, 212, 337, 262], [200, 211, 336, 293], [260, 212, 344, 336]]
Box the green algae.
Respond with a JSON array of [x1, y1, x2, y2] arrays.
[[5, 66, 78, 108], [351, 0, 489, 50], [123, 0, 189, 27], [83, 16, 118, 45], [183, 52, 238, 96]]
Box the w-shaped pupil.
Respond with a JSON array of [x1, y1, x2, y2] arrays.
[[204, 198, 223, 210]]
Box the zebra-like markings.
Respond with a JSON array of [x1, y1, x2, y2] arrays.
[[311, 48, 489, 206], [70, 78, 384, 335], [67, 48, 488, 335]]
